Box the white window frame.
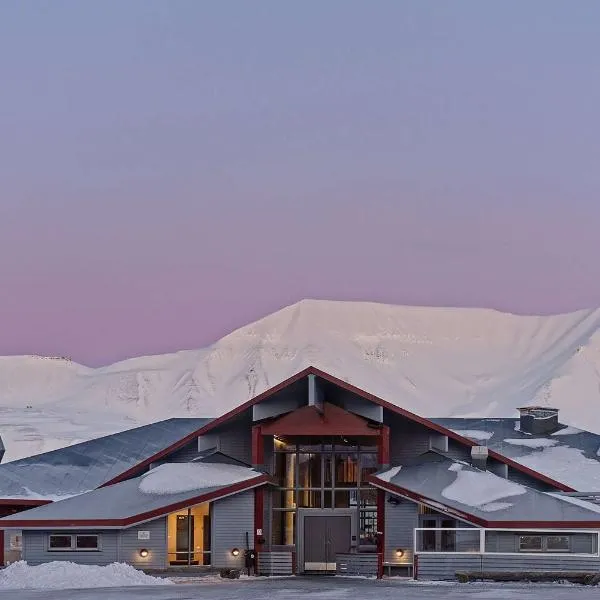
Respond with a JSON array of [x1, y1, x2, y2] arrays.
[[48, 533, 102, 552], [545, 535, 570, 552]]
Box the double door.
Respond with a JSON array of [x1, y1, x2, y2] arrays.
[[302, 514, 352, 572]]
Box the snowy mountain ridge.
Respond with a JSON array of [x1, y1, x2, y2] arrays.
[[2, 299, 600, 462]]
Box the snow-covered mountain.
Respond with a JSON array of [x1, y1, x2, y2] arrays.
[[2, 299, 600, 462]]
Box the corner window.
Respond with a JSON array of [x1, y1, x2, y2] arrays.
[[48, 534, 100, 551], [546, 535, 570, 552]]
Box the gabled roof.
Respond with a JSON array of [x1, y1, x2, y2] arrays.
[[368, 455, 600, 528], [0, 418, 210, 504], [103, 366, 576, 492], [0, 463, 269, 529]]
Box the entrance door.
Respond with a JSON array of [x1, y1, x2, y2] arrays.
[[304, 515, 352, 572]]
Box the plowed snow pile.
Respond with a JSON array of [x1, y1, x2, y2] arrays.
[[0, 561, 172, 590]]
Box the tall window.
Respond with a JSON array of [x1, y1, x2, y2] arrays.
[[167, 503, 211, 565], [271, 437, 379, 549]]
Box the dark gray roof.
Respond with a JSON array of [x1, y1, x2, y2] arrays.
[[0, 418, 210, 501], [432, 417, 600, 491], [0, 462, 266, 528], [372, 453, 600, 524]]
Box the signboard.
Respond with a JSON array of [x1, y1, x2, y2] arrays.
[[137, 531, 151, 540]]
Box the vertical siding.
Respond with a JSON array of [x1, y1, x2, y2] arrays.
[[22, 530, 119, 566], [444, 440, 472, 463], [119, 518, 167, 569], [211, 491, 254, 569], [384, 496, 418, 566]]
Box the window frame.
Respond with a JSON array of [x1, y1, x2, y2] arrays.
[[48, 533, 101, 552], [518, 535, 544, 552], [545, 535, 570, 552], [518, 534, 572, 553]]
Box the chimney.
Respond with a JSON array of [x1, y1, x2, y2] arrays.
[[518, 406, 560, 435], [471, 445, 488, 470]]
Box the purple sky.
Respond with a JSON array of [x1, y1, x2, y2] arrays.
[[2, 1, 600, 366]]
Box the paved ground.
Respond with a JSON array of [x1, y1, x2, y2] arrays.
[[1, 576, 599, 600]]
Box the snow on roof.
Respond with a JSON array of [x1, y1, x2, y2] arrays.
[[0, 418, 210, 501], [0, 561, 171, 590], [434, 417, 600, 491], [450, 430, 493, 442], [377, 466, 402, 482], [371, 455, 600, 523], [0, 464, 266, 526], [503, 438, 558, 448], [440, 464, 526, 511], [139, 463, 259, 495]]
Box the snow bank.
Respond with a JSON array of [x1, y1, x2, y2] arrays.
[[451, 430, 493, 441], [0, 561, 172, 590], [441, 464, 526, 510], [139, 462, 259, 495], [503, 438, 558, 448]]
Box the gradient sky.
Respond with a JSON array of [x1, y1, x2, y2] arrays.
[[1, 1, 600, 366]]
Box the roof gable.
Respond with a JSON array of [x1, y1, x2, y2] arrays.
[[260, 402, 379, 437], [102, 366, 575, 492]]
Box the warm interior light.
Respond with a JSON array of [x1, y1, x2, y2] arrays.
[[231, 548, 240, 557], [395, 549, 404, 558], [139, 549, 149, 558]]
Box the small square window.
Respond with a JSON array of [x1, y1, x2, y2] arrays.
[[519, 535, 543, 552], [49, 535, 73, 550], [76, 535, 99, 550], [546, 535, 569, 552]]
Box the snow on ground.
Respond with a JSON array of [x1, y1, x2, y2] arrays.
[[0, 561, 172, 590], [449, 430, 493, 442], [139, 463, 260, 495], [503, 438, 558, 448], [552, 426, 582, 436], [441, 464, 526, 510], [3, 300, 600, 461]]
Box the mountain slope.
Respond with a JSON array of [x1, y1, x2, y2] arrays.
[[2, 299, 600, 462]]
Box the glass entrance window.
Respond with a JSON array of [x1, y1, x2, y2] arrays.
[[271, 436, 380, 549], [167, 504, 211, 565]]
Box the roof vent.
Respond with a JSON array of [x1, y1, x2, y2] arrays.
[[471, 445, 488, 470], [518, 406, 560, 435]]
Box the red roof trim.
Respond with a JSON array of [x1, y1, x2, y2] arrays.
[[0, 499, 51, 507], [0, 475, 271, 529], [102, 366, 574, 492], [368, 475, 600, 529]]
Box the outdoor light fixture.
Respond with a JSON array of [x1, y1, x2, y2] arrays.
[[139, 549, 149, 558], [231, 548, 240, 557], [395, 549, 404, 558]]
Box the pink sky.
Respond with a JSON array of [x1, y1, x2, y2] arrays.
[[1, 1, 600, 365]]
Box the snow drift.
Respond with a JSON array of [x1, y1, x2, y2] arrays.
[[2, 299, 600, 461], [0, 561, 171, 590]]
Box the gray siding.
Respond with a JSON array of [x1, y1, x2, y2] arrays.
[[119, 518, 167, 569], [336, 553, 378, 576], [485, 531, 597, 554], [384, 496, 418, 566], [388, 414, 432, 465], [506, 466, 554, 492], [257, 551, 293, 575], [216, 419, 253, 465], [163, 439, 202, 463], [23, 530, 119, 566], [211, 491, 254, 569], [417, 554, 600, 580], [445, 439, 472, 463]]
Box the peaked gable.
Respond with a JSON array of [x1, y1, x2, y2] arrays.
[[261, 402, 379, 437], [102, 366, 576, 492]]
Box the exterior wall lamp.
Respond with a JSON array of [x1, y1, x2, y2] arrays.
[[139, 549, 149, 558], [231, 548, 240, 557], [395, 549, 404, 558]]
